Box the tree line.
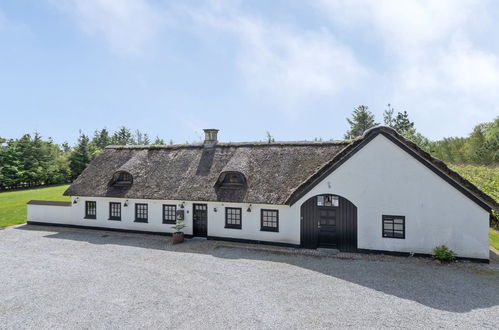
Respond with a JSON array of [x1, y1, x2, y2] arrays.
[[0, 128, 167, 190], [0, 111, 497, 190], [344, 104, 498, 165]]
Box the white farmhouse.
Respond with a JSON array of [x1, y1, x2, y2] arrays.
[[28, 127, 497, 261]]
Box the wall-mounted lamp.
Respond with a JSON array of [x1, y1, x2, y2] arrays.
[[124, 200, 129, 207], [247, 204, 252, 212], [180, 202, 185, 209], [214, 207, 217, 212], [73, 197, 79, 204]]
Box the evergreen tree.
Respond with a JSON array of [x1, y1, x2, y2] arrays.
[[153, 136, 165, 145], [69, 132, 92, 180], [111, 127, 134, 145], [344, 105, 379, 139], [92, 128, 111, 149], [383, 105, 415, 135]]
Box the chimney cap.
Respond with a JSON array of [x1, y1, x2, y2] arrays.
[[203, 128, 219, 146]]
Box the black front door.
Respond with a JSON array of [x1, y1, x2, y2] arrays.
[[318, 208, 337, 248], [193, 204, 208, 237], [300, 195, 358, 252]]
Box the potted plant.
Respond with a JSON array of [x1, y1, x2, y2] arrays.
[[171, 212, 186, 244]]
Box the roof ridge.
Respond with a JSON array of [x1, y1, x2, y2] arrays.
[[105, 140, 351, 149]]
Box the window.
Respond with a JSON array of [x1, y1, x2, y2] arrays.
[[163, 204, 177, 224], [135, 203, 148, 223], [217, 171, 246, 188], [225, 207, 242, 229], [261, 209, 279, 232], [112, 171, 133, 186], [109, 202, 121, 221], [317, 195, 339, 207], [85, 201, 97, 219], [382, 215, 405, 239]]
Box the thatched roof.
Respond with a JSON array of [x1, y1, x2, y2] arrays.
[[65, 127, 497, 211], [64, 141, 349, 205]]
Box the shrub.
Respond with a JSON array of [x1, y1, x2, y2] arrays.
[[433, 245, 457, 262]]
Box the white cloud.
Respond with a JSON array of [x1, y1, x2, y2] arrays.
[[55, 0, 167, 55], [190, 4, 367, 110], [316, 0, 499, 137]]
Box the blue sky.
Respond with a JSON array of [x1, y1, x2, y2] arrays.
[[1, 0, 498, 144]]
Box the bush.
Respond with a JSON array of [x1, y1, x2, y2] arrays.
[[433, 245, 457, 262]]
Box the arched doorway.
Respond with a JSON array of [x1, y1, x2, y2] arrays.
[[300, 194, 357, 252]]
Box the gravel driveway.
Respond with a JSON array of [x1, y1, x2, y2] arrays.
[[1, 225, 498, 329]]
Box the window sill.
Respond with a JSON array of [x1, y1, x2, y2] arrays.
[[163, 220, 176, 224], [224, 226, 242, 230], [382, 235, 405, 239], [84, 216, 96, 220], [108, 218, 121, 221], [260, 228, 278, 232], [134, 219, 148, 223]]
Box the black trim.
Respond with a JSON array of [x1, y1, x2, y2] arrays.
[[358, 248, 489, 264], [134, 203, 148, 223], [382, 215, 405, 239], [260, 209, 279, 232], [225, 207, 242, 229], [26, 221, 193, 238], [109, 202, 121, 221], [162, 204, 177, 224], [84, 201, 97, 219], [207, 235, 299, 248], [287, 131, 491, 212]]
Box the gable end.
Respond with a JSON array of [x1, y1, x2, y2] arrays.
[[286, 129, 493, 213]]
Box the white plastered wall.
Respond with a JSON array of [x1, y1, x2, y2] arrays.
[[294, 134, 490, 259], [28, 197, 299, 245]]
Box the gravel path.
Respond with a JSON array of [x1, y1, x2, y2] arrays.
[[1, 225, 498, 329]]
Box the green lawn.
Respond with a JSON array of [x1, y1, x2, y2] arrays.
[[0, 185, 70, 228], [490, 229, 499, 251]]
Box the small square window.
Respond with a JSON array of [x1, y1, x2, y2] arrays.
[[135, 203, 148, 223], [109, 202, 121, 221], [85, 201, 96, 219], [225, 207, 242, 229], [163, 204, 176, 224], [382, 215, 405, 239], [261, 209, 279, 232]]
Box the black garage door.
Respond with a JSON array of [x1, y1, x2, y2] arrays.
[[300, 194, 357, 252]]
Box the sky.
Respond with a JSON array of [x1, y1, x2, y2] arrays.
[[0, 0, 498, 145]]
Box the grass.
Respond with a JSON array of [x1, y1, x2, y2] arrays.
[[0, 185, 70, 228], [490, 229, 499, 251]]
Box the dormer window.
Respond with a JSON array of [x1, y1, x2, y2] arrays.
[[111, 171, 133, 186], [216, 171, 246, 188]]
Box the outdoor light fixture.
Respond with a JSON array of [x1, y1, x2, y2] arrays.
[[180, 202, 185, 209], [73, 197, 79, 204], [247, 204, 252, 212], [214, 207, 217, 212], [124, 200, 129, 207]]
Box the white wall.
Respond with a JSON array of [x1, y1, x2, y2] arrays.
[[28, 197, 300, 245], [293, 134, 490, 259]]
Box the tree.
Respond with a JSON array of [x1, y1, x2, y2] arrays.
[[383, 104, 415, 135], [69, 132, 93, 180], [266, 131, 275, 143], [92, 129, 111, 149], [154, 136, 165, 145], [134, 130, 150, 145], [111, 127, 134, 145], [344, 105, 379, 139]]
